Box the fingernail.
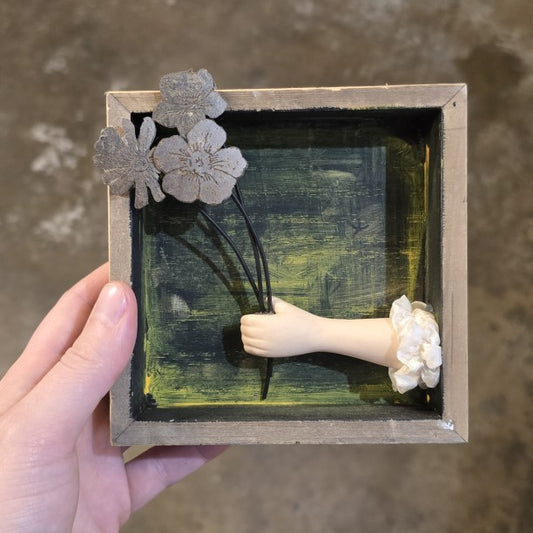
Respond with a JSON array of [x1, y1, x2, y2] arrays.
[[94, 283, 127, 325]]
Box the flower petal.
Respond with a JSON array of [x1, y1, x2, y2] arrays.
[[94, 127, 129, 169], [187, 119, 226, 153], [153, 135, 190, 173], [142, 170, 166, 203], [204, 90, 227, 119], [162, 170, 200, 203], [157, 70, 212, 108], [153, 101, 205, 134], [197, 69, 216, 92], [138, 117, 157, 153], [103, 167, 135, 195], [159, 71, 192, 100], [176, 110, 205, 136], [94, 127, 138, 195], [211, 147, 247, 178], [121, 118, 138, 149], [133, 182, 149, 209], [152, 100, 180, 129], [199, 170, 236, 205]]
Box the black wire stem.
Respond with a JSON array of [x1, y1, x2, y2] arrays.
[[196, 205, 264, 311], [234, 183, 264, 302], [197, 189, 275, 401], [231, 187, 274, 400], [230, 191, 273, 312]]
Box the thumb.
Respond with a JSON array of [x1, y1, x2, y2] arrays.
[[18, 282, 137, 445], [271, 297, 298, 314]]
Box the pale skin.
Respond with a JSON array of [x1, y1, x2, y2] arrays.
[[241, 297, 403, 370], [0, 264, 226, 533]]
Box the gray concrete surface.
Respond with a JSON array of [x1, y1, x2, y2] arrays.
[[1, 1, 532, 531]]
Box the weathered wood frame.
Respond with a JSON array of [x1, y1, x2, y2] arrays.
[[108, 84, 467, 445]]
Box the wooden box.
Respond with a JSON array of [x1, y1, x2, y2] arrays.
[[108, 84, 467, 445]]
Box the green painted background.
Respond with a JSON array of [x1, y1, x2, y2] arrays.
[[135, 111, 433, 419]]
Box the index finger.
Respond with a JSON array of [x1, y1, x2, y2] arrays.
[[0, 264, 109, 414]]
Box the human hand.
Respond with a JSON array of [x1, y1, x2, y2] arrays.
[[0, 264, 226, 532], [240, 297, 323, 357]]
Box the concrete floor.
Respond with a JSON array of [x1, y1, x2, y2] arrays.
[[1, 1, 533, 531]]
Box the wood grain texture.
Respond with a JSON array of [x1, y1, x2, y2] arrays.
[[440, 86, 468, 441], [107, 84, 466, 113], [112, 417, 463, 446]]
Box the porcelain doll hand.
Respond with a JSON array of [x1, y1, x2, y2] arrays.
[[240, 297, 322, 357]]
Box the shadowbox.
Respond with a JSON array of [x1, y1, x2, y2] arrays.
[[108, 83, 467, 445]]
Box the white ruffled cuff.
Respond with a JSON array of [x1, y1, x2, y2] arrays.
[[388, 295, 442, 394]]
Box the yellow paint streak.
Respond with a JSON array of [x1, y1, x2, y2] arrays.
[[405, 145, 429, 299]]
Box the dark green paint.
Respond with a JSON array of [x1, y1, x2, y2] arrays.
[[132, 110, 437, 421]]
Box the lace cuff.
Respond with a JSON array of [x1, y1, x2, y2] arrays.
[[388, 295, 442, 394]]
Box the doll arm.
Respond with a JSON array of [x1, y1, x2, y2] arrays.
[[240, 296, 442, 393], [240, 297, 401, 368]]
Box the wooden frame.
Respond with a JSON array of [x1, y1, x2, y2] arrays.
[[108, 84, 467, 445]]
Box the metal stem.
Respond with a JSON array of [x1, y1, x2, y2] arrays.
[[196, 205, 264, 311]]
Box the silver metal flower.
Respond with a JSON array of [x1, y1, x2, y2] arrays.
[[94, 117, 165, 209], [153, 119, 247, 205], [152, 69, 227, 135]]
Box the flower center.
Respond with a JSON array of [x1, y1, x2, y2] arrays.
[[189, 150, 211, 177], [132, 155, 150, 173]]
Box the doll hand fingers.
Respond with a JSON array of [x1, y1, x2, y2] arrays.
[[240, 312, 279, 332], [240, 314, 255, 328], [241, 332, 273, 356], [242, 342, 270, 357], [240, 321, 267, 340], [271, 297, 295, 314], [240, 313, 267, 328]]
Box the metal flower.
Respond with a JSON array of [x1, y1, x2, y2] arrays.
[[94, 117, 165, 209], [153, 119, 247, 205], [152, 69, 227, 135]]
